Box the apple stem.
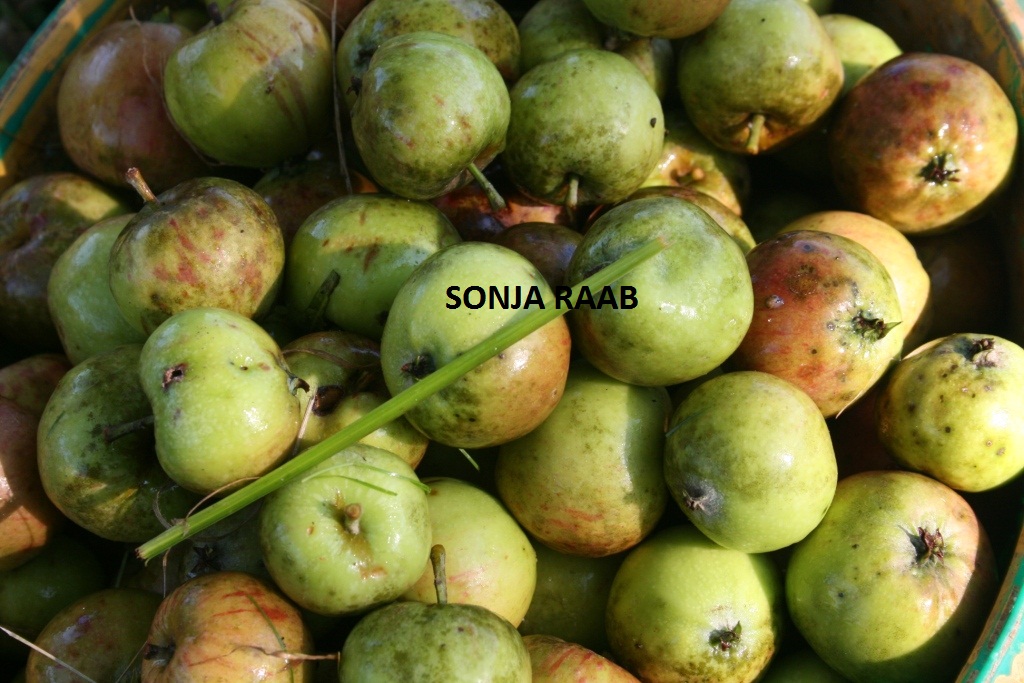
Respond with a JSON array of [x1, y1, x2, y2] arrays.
[[565, 174, 580, 224], [430, 544, 448, 606], [343, 503, 362, 535], [305, 270, 341, 330], [206, 2, 224, 24], [125, 167, 158, 203], [745, 114, 766, 154], [467, 163, 506, 212], [134, 238, 670, 562], [103, 414, 155, 444]]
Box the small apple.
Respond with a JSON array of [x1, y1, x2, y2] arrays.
[[606, 525, 784, 683], [0, 397, 63, 570], [141, 571, 314, 682], [876, 334, 1024, 492], [524, 634, 639, 682], [0, 353, 71, 417], [259, 444, 432, 616], [25, 587, 162, 683], [402, 477, 536, 627], [786, 470, 999, 682], [162, 0, 334, 168]]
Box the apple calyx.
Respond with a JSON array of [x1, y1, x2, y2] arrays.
[[401, 354, 436, 380], [144, 642, 175, 668], [709, 622, 742, 651], [969, 337, 1000, 367], [679, 481, 718, 514], [919, 152, 960, 185], [125, 166, 159, 203], [430, 543, 448, 606], [852, 312, 900, 341], [910, 526, 945, 565], [342, 503, 362, 535]]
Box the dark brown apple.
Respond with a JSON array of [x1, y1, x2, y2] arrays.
[[829, 52, 1018, 234], [254, 159, 377, 244], [0, 172, 131, 354], [729, 230, 904, 417], [57, 19, 210, 194], [491, 221, 583, 289]]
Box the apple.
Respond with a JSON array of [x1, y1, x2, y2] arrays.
[[495, 360, 670, 557], [0, 353, 71, 417], [730, 230, 904, 417], [664, 370, 838, 553], [141, 571, 314, 682], [606, 525, 785, 683], [876, 333, 1024, 492], [524, 634, 639, 682], [162, 0, 334, 168], [0, 397, 63, 570], [829, 52, 1018, 234], [401, 477, 536, 626], [56, 19, 209, 193], [380, 241, 571, 448], [25, 587, 162, 683], [259, 443, 432, 616], [786, 470, 999, 682]]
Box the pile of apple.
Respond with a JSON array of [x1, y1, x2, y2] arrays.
[[2, 0, 1023, 681]]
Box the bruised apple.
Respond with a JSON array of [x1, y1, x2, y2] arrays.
[[730, 230, 904, 417]]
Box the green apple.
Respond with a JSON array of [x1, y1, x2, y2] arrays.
[[518, 542, 624, 652], [141, 571, 314, 682], [402, 477, 536, 626], [664, 370, 838, 553], [350, 32, 511, 202], [259, 443, 432, 616], [566, 195, 753, 386], [139, 307, 302, 495], [495, 361, 670, 556], [759, 649, 850, 682], [176, 504, 272, 585], [820, 14, 902, 96], [581, 0, 729, 38], [503, 48, 665, 212], [162, 0, 333, 168], [47, 214, 147, 364], [786, 470, 999, 683], [606, 525, 784, 683], [285, 193, 461, 339], [335, 0, 520, 112], [876, 334, 1024, 492], [0, 535, 107, 646], [25, 587, 161, 683], [381, 242, 571, 448], [339, 546, 532, 682], [37, 344, 199, 542]]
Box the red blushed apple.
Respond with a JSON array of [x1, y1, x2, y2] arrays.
[[141, 571, 314, 682], [0, 352, 71, 417], [56, 20, 209, 194], [729, 230, 904, 417], [0, 397, 64, 570], [431, 166, 573, 242], [524, 634, 639, 682]]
